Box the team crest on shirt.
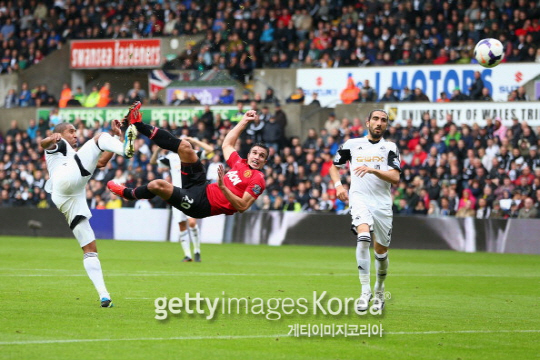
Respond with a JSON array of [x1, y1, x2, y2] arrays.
[[244, 170, 252, 178], [252, 185, 262, 195]]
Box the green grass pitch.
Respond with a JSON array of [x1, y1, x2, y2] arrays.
[[1, 236, 539, 360]]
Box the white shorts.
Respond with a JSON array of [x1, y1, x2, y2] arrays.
[[52, 192, 92, 227], [173, 207, 191, 223], [350, 199, 393, 247]]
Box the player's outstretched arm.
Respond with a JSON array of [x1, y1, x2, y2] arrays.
[[97, 119, 122, 168], [40, 133, 62, 150], [97, 151, 115, 168], [354, 167, 400, 185], [217, 164, 256, 212], [149, 146, 161, 165], [329, 164, 348, 201], [185, 137, 215, 156], [222, 110, 257, 161]]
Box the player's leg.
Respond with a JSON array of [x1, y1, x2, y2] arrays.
[[108, 179, 170, 201], [73, 218, 113, 308], [188, 217, 201, 262], [371, 211, 392, 312], [76, 130, 135, 178], [176, 210, 193, 262], [351, 200, 374, 311], [127, 101, 198, 163]]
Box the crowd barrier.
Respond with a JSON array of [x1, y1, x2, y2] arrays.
[[1, 208, 538, 254]]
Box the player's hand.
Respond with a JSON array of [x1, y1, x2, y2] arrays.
[[111, 119, 122, 136], [243, 110, 258, 122], [50, 133, 62, 143], [336, 185, 348, 201], [353, 165, 373, 177], [217, 164, 225, 189]]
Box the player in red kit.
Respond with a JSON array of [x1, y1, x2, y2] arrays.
[[107, 102, 268, 218]]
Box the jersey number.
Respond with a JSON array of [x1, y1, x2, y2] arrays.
[[181, 195, 194, 209]]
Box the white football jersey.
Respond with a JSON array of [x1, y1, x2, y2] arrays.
[[333, 137, 401, 208], [45, 139, 77, 176], [44, 138, 81, 193], [158, 152, 183, 187]]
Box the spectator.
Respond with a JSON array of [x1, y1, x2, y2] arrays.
[[58, 83, 72, 108], [4, 89, 18, 108], [286, 87, 305, 104], [324, 113, 340, 132], [218, 89, 235, 105], [468, 71, 484, 100], [309, 92, 321, 106], [412, 88, 430, 102], [379, 87, 399, 102], [83, 86, 100, 107], [97, 82, 111, 107], [73, 87, 86, 105], [126, 81, 147, 102], [18, 82, 32, 107], [262, 115, 283, 153], [479, 88, 493, 101]]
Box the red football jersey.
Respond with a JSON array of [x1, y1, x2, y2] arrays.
[[206, 151, 266, 215]]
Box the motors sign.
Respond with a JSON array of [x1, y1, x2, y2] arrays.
[[70, 39, 161, 69], [297, 63, 540, 106]]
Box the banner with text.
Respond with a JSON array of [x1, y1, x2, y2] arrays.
[[297, 63, 540, 106], [166, 87, 235, 105], [384, 102, 540, 127], [70, 39, 161, 69], [37, 106, 238, 126]]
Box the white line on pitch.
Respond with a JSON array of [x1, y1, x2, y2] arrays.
[[0, 273, 539, 278], [1, 329, 539, 346]]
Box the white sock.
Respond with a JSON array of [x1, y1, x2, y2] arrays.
[[190, 225, 200, 254], [97, 132, 124, 156], [357, 232, 371, 294], [179, 230, 192, 259], [374, 251, 388, 292], [83, 252, 110, 299]]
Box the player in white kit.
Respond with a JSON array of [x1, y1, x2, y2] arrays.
[[42, 120, 137, 307], [150, 136, 214, 262], [329, 109, 401, 312]]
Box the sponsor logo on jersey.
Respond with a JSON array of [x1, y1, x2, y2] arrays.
[[244, 170, 252, 178], [226, 171, 242, 185], [252, 184, 262, 195], [356, 156, 384, 162], [393, 158, 400, 168]]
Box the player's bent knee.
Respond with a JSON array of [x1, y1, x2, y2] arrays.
[[148, 179, 173, 197], [73, 218, 96, 248]]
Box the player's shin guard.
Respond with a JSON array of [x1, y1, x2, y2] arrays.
[[97, 132, 124, 156], [190, 225, 200, 254], [179, 230, 192, 259], [356, 232, 371, 294], [134, 123, 181, 152], [374, 251, 388, 292]]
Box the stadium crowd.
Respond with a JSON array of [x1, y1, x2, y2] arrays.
[[2, 104, 540, 219], [2, 0, 540, 96]]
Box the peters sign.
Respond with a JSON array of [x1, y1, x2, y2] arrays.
[[70, 39, 161, 69]]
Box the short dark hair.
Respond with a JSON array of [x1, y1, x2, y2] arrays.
[[367, 109, 389, 121], [249, 142, 270, 159], [53, 122, 72, 134]]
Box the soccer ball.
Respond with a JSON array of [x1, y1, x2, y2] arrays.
[[474, 38, 504, 68]]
